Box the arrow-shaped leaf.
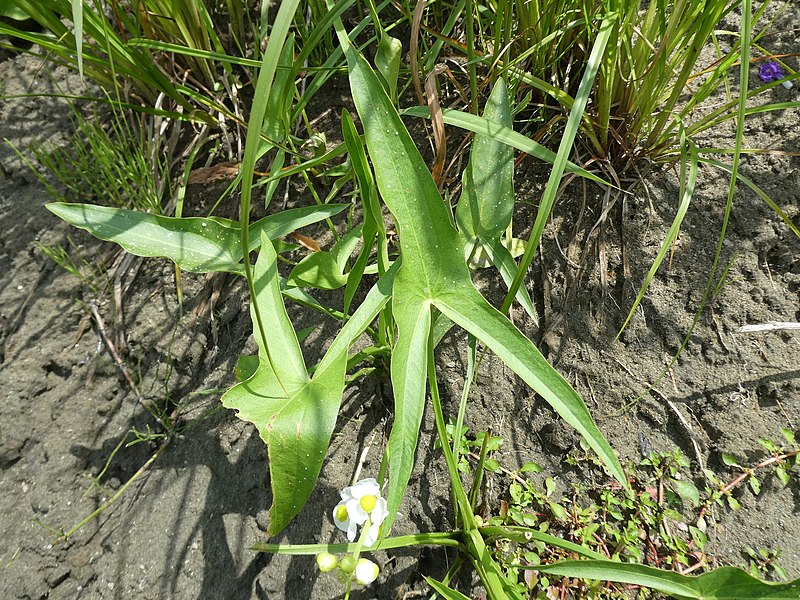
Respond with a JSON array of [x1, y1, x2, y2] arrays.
[[337, 21, 629, 537]]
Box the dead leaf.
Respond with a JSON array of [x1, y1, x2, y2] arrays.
[[290, 232, 321, 252], [187, 162, 241, 185]]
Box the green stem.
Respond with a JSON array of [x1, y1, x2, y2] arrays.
[[60, 441, 170, 540], [252, 532, 463, 554], [239, 0, 303, 397], [427, 317, 513, 599]]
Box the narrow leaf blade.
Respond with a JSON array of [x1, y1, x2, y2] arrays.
[[535, 561, 800, 599]]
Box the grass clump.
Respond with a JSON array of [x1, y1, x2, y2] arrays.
[[30, 105, 168, 214]]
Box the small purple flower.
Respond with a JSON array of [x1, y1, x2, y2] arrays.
[[758, 61, 785, 83]]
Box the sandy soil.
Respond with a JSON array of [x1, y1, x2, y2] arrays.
[[1, 13, 798, 599]]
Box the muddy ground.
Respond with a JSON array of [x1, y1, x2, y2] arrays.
[[1, 15, 799, 600]]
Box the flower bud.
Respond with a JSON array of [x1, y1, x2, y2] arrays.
[[354, 558, 380, 585], [338, 554, 356, 574], [316, 552, 339, 573]]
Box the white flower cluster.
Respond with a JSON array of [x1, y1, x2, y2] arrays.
[[315, 478, 388, 586], [332, 478, 389, 547]]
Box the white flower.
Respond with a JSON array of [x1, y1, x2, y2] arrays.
[[354, 558, 380, 585], [333, 478, 389, 545]]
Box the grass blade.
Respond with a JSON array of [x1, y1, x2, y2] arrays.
[[618, 140, 698, 334], [402, 105, 607, 186], [71, 0, 82, 79], [501, 9, 618, 314]]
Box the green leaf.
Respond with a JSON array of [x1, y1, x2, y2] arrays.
[[287, 227, 361, 290], [222, 236, 348, 535], [46, 202, 348, 274], [0, 1, 30, 19], [261, 33, 295, 147], [549, 502, 567, 520], [775, 465, 790, 486], [384, 289, 433, 531], [780, 428, 796, 446], [247, 204, 350, 251], [670, 479, 700, 507], [223, 350, 347, 535], [534, 561, 800, 599], [482, 238, 537, 321], [401, 105, 606, 186], [759, 438, 778, 454], [455, 79, 537, 322], [375, 32, 402, 104], [230, 264, 396, 532], [520, 462, 543, 473], [484, 458, 500, 473], [313, 259, 399, 375], [689, 526, 708, 550], [47, 202, 243, 273], [341, 109, 384, 314], [335, 20, 629, 540], [235, 355, 260, 382], [249, 235, 308, 388], [437, 290, 624, 488], [722, 453, 740, 467], [288, 252, 348, 289], [456, 78, 515, 241]]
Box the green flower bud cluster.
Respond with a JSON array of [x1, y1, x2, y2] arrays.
[[315, 552, 379, 585]]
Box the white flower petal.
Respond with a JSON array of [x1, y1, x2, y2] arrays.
[[333, 500, 358, 541], [333, 500, 350, 532], [348, 478, 380, 501], [370, 497, 389, 527], [363, 521, 381, 547], [346, 519, 358, 542]]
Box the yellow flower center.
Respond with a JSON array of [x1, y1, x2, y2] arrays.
[[359, 494, 377, 513], [335, 504, 349, 522]]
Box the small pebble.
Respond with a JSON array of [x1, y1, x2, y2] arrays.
[[255, 509, 270, 531]]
